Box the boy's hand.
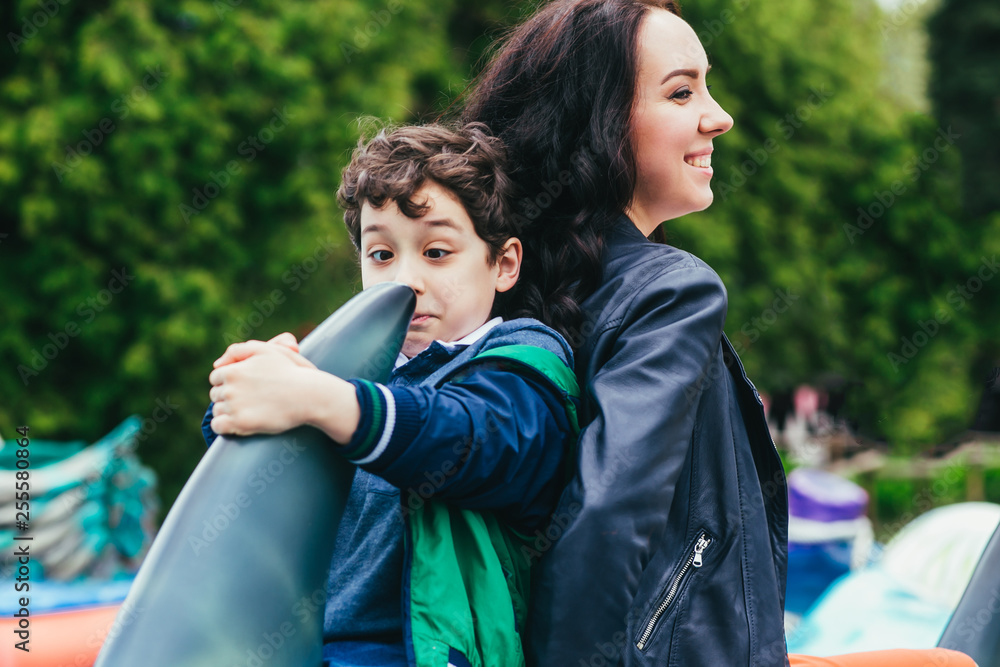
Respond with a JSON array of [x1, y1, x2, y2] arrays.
[[208, 341, 319, 437], [213, 332, 300, 368]]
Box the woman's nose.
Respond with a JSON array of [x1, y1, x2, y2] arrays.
[[702, 95, 734, 136]]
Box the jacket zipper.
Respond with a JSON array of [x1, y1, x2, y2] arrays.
[[635, 532, 712, 651]]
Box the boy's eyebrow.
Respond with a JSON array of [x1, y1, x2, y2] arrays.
[[424, 218, 462, 232], [360, 218, 462, 235], [660, 64, 711, 85]]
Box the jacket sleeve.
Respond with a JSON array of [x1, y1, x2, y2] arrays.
[[528, 263, 728, 662], [201, 403, 217, 447], [197, 330, 575, 532], [340, 362, 576, 532]]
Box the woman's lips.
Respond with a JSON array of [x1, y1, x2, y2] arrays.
[[684, 154, 712, 168], [684, 154, 713, 176]]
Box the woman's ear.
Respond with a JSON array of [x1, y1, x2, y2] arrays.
[[494, 237, 522, 293]]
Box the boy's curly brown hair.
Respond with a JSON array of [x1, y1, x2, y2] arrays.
[[337, 122, 517, 265]]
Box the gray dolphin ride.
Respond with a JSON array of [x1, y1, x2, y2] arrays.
[[95, 282, 415, 667]]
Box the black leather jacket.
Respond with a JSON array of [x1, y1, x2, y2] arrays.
[[526, 215, 789, 666]]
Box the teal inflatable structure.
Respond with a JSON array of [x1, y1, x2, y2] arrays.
[[95, 282, 415, 667]]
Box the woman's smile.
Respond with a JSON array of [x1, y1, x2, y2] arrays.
[[684, 150, 713, 172]]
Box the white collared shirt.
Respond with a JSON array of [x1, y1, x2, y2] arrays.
[[394, 317, 503, 369]]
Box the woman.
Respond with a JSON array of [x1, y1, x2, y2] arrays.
[[461, 2, 976, 666]]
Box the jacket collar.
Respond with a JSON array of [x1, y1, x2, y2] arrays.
[[393, 317, 504, 370], [600, 213, 658, 272], [611, 212, 651, 244]]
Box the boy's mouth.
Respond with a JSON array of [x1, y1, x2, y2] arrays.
[[410, 314, 433, 326]]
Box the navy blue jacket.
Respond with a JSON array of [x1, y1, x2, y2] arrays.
[[526, 216, 789, 666], [201, 318, 577, 533]]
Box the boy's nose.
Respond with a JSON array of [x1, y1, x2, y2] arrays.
[[392, 263, 425, 294]]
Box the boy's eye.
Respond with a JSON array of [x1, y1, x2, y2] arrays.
[[370, 250, 393, 262], [425, 248, 450, 260]]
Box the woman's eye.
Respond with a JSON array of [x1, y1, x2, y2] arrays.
[[370, 250, 393, 262], [671, 88, 694, 101], [425, 248, 450, 259]]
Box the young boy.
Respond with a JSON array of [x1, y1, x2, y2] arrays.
[[200, 123, 579, 667]]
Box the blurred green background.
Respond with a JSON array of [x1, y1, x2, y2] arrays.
[[1, 0, 998, 516]]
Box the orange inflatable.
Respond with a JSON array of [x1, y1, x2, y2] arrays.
[[3, 604, 119, 667]]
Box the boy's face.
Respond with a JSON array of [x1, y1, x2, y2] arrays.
[[359, 181, 520, 358]]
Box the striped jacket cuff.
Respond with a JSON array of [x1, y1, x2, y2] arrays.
[[343, 379, 423, 466]]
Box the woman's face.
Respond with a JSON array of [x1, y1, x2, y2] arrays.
[[627, 10, 734, 235]]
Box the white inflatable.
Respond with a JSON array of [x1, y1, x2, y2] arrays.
[[788, 502, 1000, 655]]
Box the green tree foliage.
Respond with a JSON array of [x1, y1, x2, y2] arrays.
[[2, 0, 996, 520], [667, 0, 1000, 446], [926, 0, 1000, 431], [928, 0, 1000, 218], [0, 0, 488, 510]]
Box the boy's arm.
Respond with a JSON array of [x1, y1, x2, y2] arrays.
[[201, 337, 361, 445], [198, 358, 573, 532], [197, 328, 576, 531], [340, 364, 575, 533]]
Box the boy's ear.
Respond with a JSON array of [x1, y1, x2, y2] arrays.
[[494, 237, 522, 294]]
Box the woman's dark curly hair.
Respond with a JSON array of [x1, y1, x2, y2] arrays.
[[337, 122, 523, 318], [459, 0, 681, 348]]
